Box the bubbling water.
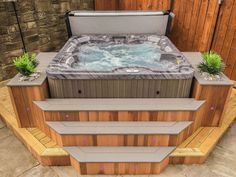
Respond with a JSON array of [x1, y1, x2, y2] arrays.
[[72, 41, 177, 72]]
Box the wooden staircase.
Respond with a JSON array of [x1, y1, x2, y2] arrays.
[[34, 98, 204, 174]]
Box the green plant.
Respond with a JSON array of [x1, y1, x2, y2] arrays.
[[14, 53, 38, 76], [197, 51, 225, 75]]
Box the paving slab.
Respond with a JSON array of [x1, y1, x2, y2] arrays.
[[18, 165, 58, 177], [52, 166, 79, 177], [206, 123, 236, 177], [149, 165, 191, 177], [0, 127, 12, 140], [0, 119, 5, 129], [180, 165, 222, 177], [0, 129, 39, 177]]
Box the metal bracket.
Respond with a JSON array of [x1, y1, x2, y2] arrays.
[[65, 11, 72, 38], [166, 11, 175, 36]]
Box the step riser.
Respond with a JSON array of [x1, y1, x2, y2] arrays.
[[70, 156, 170, 175], [44, 111, 194, 121], [169, 156, 207, 165], [50, 128, 191, 147]]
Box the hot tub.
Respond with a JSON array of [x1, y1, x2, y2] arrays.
[[47, 34, 194, 98]]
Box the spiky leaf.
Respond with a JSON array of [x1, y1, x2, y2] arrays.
[[197, 51, 224, 75], [13, 53, 38, 76]]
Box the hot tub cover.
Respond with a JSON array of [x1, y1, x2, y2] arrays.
[[46, 35, 194, 80]]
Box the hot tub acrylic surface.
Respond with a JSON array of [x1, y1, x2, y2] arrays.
[[47, 34, 194, 98]]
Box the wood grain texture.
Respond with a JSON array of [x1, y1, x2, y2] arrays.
[[136, 0, 170, 10], [169, 156, 207, 164], [70, 157, 170, 175], [191, 79, 232, 127], [44, 111, 194, 121], [49, 128, 191, 147], [8, 81, 49, 128], [170, 0, 219, 52], [95, 0, 119, 10], [95, 0, 171, 10], [120, 0, 137, 10], [211, 0, 236, 80]]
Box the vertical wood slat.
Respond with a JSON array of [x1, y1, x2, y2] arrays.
[[136, 0, 171, 10], [95, 0, 119, 10], [211, 0, 236, 80], [192, 0, 210, 50], [191, 79, 232, 127], [50, 130, 189, 147], [95, 0, 171, 10], [72, 158, 170, 175], [170, 0, 236, 80], [48, 79, 192, 98], [8, 81, 49, 128], [44, 111, 194, 122], [120, 0, 137, 10], [170, 0, 219, 52]]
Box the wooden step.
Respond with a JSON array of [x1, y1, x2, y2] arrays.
[[65, 146, 175, 174], [47, 121, 192, 135], [34, 98, 205, 111], [47, 121, 192, 146]]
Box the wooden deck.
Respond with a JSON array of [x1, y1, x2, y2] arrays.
[[0, 86, 235, 165]]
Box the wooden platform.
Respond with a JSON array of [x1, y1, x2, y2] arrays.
[[1, 86, 235, 166]]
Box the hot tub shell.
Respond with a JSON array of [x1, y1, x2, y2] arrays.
[[46, 11, 194, 98]]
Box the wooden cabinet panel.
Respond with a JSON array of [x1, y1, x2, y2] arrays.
[[8, 81, 49, 128], [191, 79, 232, 127]]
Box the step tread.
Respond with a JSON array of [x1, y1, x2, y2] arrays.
[[34, 98, 205, 111], [64, 146, 175, 162], [47, 121, 192, 135]]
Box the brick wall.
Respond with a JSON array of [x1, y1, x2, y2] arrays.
[[0, 0, 94, 81]]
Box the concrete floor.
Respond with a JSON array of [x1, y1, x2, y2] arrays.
[[0, 119, 236, 177]]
